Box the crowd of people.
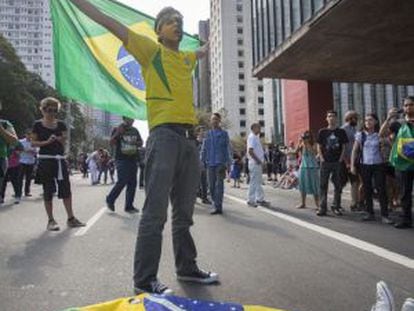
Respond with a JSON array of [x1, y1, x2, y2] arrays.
[[1, 0, 411, 303], [236, 101, 414, 230]]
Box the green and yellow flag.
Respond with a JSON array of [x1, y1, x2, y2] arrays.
[[50, 0, 200, 119]]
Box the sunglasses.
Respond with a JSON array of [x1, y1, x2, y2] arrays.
[[44, 107, 58, 113]]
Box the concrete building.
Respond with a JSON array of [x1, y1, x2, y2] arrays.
[[0, 0, 54, 86], [81, 105, 122, 139], [194, 19, 212, 112], [251, 0, 414, 144], [210, 0, 265, 139]]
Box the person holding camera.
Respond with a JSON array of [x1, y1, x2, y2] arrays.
[[106, 117, 142, 213], [387, 96, 414, 229], [351, 113, 393, 224], [296, 131, 320, 209], [31, 97, 85, 231], [201, 113, 232, 215]]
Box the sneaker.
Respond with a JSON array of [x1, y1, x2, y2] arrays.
[[401, 298, 414, 311], [394, 221, 412, 229], [134, 280, 174, 295], [257, 200, 270, 207], [331, 206, 343, 216], [25, 193, 32, 197], [370, 281, 395, 311], [67, 217, 86, 228], [316, 209, 327, 216], [210, 209, 222, 215], [106, 201, 115, 212], [247, 201, 258, 208], [14, 197, 21, 204], [381, 217, 394, 225], [125, 207, 139, 214], [177, 267, 219, 284], [202, 198, 212, 204], [47, 219, 60, 231], [362, 213, 376, 221]]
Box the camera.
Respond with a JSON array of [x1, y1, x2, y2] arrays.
[[397, 109, 404, 114], [301, 133, 310, 140]]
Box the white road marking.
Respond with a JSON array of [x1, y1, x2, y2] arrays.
[[74, 207, 106, 237], [224, 194, 414, 270]]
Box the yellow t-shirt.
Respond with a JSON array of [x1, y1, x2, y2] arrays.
[[125, 29, 197, 129]]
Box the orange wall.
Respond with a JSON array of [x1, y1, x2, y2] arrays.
[[283, 80, 333, 145]]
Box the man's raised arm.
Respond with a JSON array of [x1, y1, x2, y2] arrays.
[[71, 0, 128, 43]]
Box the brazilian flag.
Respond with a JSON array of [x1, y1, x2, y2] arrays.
[[50, 0, 200, 120], [63, 293, 285, 311]]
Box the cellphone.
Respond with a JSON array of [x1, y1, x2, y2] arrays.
[[397, 109, 404, 114]]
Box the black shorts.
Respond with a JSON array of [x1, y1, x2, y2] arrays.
[[35, 159, 71, 201]]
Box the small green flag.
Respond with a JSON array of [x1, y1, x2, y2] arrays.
[[50, 0, 199, 119]]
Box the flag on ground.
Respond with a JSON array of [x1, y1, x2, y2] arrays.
[[50, 0, 200, 119], [62, 293, 286, 311]]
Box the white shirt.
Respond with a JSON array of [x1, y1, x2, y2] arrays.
[[19, 138, 37, 165], [247, 132, 264, 162]]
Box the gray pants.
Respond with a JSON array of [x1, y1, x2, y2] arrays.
[[319, 161, 342, 212], [133, 127, 200, 287]]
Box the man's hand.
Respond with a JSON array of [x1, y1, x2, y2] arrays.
[[387, 107, 399, 121], [70, 0, 128, 43], [196, 41, 209, 60]]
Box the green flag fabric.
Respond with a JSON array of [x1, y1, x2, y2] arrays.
[[50, 0, 200, 119]]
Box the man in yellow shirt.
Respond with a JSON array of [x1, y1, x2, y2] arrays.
[[71, 1, 217, 295]]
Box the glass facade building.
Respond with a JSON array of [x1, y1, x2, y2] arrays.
[[252, 0, 414, 140]]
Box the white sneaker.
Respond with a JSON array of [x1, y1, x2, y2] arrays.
[[371, 281, 395, 311], [401, 298, 414, 311]]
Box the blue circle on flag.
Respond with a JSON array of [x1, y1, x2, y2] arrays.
[[117, 46, 146, 91]]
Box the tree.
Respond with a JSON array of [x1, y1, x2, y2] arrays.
[[195, 107, 232, 131], [0, 34, 87, 157]]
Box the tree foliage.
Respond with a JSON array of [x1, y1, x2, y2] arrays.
[[0, 34, 86, 156]]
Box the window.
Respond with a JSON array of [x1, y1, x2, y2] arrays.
[[237, 39, 243, 46], [258, 97, 264, 104], [258, 85, 263, 92], [239, 96, 245, 104], [239, 73, 245, 80], [239, 108, 246, 115], [236, 4, 243, 12], [258, 108, 264, 115], [237, 15, 243, 23], [237, 27, 243, 34], [259, 120, 265, 127], [240, 120, 246, 127], [238, 61, 244, 68], [238, 50, 244, 57], [239, 85, 245, 91]]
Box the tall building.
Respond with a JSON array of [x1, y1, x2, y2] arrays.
[[194, 19, 212, 112], [210, 0, 265, 139], [0, 0, 54, 86], [251, 0, 414, 144], [81, 105, 122, 139]]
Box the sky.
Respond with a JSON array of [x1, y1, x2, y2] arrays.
[[117, 0, 210, 35], [117, 0, 210, 141]]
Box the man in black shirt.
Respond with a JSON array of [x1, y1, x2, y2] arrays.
[[106, 117, 143, 213], [317, 110, 348, 216]]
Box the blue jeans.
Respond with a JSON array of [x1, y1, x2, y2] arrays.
[[133, 127, 199, 288], [106, 159, 137, 209], [208, 165, 225, 212]]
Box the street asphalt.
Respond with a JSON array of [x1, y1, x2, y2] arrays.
[[0, 174, 413, 311]]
